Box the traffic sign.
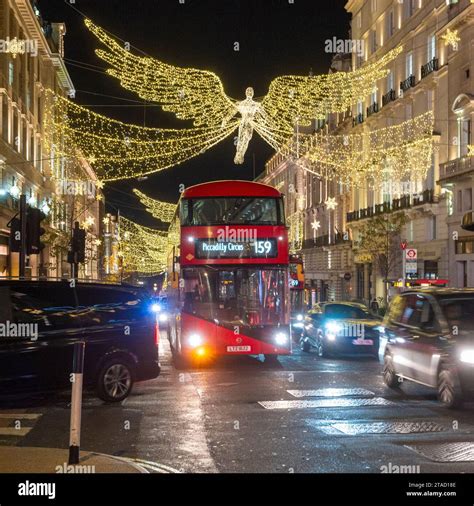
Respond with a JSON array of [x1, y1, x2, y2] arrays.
[[405, 248, 417, 260], [405, 260, 418, 274], [400, 241, 408, 250]]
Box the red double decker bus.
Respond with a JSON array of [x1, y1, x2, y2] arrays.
[[166, 180, 290, 366]]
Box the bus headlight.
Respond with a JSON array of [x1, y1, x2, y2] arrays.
[[274, 332, 288, 346], [188, 334, 203, 348], [296, 314, 303, 322]]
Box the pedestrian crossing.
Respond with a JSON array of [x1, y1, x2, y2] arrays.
[[259, 397, 396, 410], [258, 388, 398, 410], [0, 411, 42, 440]]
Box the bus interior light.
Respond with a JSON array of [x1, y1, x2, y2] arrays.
[[188, 236, 195, 243]]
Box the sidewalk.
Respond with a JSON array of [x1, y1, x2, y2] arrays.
[[0, 446, 150, 473]]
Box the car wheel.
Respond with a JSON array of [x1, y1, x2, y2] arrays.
[[438, 366, 464, 409], [301, 339, 311, 353], [97, 358, 134, 402], [383, 354, 399, 389], [317, 339, 327, 358]]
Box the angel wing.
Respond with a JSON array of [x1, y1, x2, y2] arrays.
[[85, 19, 236, 127], [133, 189, 177, 223], [261, 46, 403, 135]]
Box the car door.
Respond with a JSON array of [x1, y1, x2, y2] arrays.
[[304, 313, 322, 345], [408, 295, 443, 386], [384, 294, 418, 378], [0, 286, 44, 392], [11, 283, 84, 389]]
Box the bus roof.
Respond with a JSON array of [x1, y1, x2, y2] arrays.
[[182, 180, 282, 198]]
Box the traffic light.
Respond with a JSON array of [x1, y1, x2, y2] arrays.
[[69, 222, 86, 264], [8, 217, 21, 253], [26, 208, 46, 255]]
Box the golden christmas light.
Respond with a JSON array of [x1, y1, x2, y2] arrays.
[[85, 18, 402, 165], [133, 189, 177, 223], [298, 111, 434, 189], [441, 28, 460, 50]]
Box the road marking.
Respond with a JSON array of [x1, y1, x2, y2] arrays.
[[326, 421, 447, 435], [0, 413, 42, 420], [287, 388, 375, 398], [0, 412, 42, 439], [0, 427, 32, 436], [258, 397, 396, 410]]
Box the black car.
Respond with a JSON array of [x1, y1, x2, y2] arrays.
[[301, 302, 381, 357], [0, 280, 160, 402], [381, 289, 474, 408]]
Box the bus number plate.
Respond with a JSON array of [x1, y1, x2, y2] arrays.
[[227, 346, 251, 352]]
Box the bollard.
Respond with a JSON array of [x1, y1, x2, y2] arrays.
[[68, 341, 85, 465]]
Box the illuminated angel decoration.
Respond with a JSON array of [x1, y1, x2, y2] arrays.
[[84, 19, 402, 167]]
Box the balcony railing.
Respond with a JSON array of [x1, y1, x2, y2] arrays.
[[366, 102, 379, 117], [421, 58, 439, 79], [346, 189, 437, 223], [302, 233, 351, 249], [352, 113, 364, 127], [382, 89, 396, 107], [400, 75, 416, 93], [439, 156, 474, 181]]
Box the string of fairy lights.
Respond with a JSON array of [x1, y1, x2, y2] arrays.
[[296, 111, 435, 189], [118, 216, 169, 274], [132, 189, 177, 223], [43, 89, 239, 182]]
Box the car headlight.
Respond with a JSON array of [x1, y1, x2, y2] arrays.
[[460, 349, 474, 364], [296, 314, 303, 322], [158, 313, 168, 322], [188, 334, 203, 348], [325, 321, 342, 335], [150, 303, 161, 313], [274, 332, 288, 346]]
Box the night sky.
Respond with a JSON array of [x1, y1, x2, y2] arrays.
[[39, 0, 350, 227]]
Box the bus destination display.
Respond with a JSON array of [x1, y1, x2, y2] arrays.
[[195, 238, 278, 259]]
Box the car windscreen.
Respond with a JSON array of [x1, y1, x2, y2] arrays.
[[324, 304, 371, 319]]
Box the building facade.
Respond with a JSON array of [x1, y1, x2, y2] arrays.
[[260, 0, 474, 307], [0, 0, 103, 279]]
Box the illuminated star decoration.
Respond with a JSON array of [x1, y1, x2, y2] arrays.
[[325, 197, 338, 210], [467, 145, 474, 157], [441, 29, 460, 50], [80, 18, 402, 170], [311, 219, 321, 231]]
